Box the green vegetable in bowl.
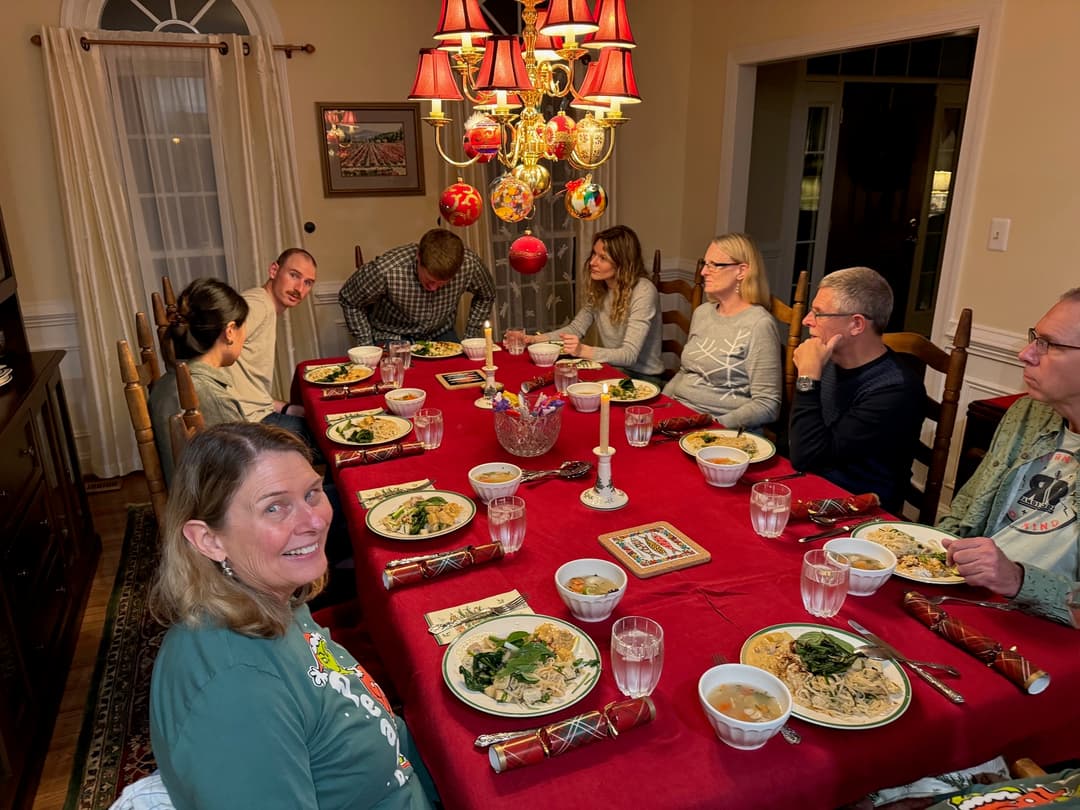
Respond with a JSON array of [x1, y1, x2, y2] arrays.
[[794, 631, 859, 676]]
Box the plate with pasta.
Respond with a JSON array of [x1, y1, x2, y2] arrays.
[[740, 623, 911, 729], [326, 414, 412, 447], [679, 429, 776, 462], [365, 490, 476, 541], [303, 363, 375, 385], [852, 521, 964, 584], [596, 377, 661, 404], [411, 340, 463, 358], [442, 615, 602, 717]]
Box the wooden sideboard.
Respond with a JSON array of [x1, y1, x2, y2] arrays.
[[954, 393, 1024, 493]]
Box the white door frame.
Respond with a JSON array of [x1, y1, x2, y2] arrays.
[[716, 1, 1004, 347]]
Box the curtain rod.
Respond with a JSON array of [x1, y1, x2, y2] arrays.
[[29, 34, 315, 58]]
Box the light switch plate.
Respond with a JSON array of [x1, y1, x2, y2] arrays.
[[988, 217, 1011, 251]]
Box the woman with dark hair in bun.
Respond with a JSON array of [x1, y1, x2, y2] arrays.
[[149, 277, 249, 485]]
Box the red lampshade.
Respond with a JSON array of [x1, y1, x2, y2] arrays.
[[408, 48, 464, 100], [540, 0, 598, 38], [582, 47, 640, 104], [434, 0, 491, 40], [530, 9, 564, 62], [572, 61, 611, 111], [474, 36, 532, 92], [584, 0, 636, 49]]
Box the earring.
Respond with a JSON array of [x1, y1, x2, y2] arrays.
[[220, 558, 235, 578], [225, 337, 234, 346], [735, 279, 742, 296]]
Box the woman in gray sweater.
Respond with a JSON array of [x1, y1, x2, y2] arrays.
[[663, 233, 782, 430], [527, 225, 664, 380]]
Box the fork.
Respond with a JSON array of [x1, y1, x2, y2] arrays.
[[711, 654, 801, 744], [427, 594, 529, 635], [926, 595, 1020, 611]]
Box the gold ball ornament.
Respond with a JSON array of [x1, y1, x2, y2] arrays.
[[489, 175, 534, 223], [511, 162, 552, 198], [571, 115, 606, 166]]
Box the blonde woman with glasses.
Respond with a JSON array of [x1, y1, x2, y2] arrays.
[[663, 233, 782, 431]]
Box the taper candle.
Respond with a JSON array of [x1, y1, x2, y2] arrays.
[[484, 320, 494, 366], [599, 383, 610, 452]]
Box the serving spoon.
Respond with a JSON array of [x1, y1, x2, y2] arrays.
[[520, 460, 592, 483]]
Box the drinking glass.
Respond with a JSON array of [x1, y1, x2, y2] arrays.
[[488, 495, 526, 553], [504, 326, 526, 356], [610, 616, 664, 698], [389, 339, 412, 370], [379, 356, 404, 388], [553, 363, 578, 393], [749, 481, 792, 538], [801, 549, 851, 618], [413, 408, 444, 450], [624, 406, 654, 447]]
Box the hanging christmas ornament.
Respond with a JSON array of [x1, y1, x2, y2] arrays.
[[569, 115, 606, 168], [511, 162, 552, 199], [565, 175, 608, 221], [489, 175, 534, 223], [509, 230, 549, 275], [438, 180, 482, 227], [463, 113, 500, 163], [544, 112, 577, 161]]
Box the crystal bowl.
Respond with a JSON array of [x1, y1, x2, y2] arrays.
[[493, 407, 562, 457]]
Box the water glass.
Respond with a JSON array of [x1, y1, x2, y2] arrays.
[[488, 495, 526, 553], [379, 355, 404, 388], [553, 364, 578, 393], [389, 339, 412, 370], [624, 406, 654, 447], [504, 327, 526, 355], [801, 549, 851, 618], [611, 616, 664, 698], [413, 408, 444, 450], [749, 481, 792, 538]]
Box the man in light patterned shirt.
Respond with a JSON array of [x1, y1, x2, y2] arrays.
[[338, 228, 495, 346]]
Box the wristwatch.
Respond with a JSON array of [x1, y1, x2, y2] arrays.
[[796, 375, 819, 393]]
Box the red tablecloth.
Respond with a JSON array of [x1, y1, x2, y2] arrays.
[[300, 353, 1076, 810]]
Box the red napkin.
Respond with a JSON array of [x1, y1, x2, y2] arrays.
[[520, 373, 554, 393], [382, 543, 505, 590], [903, 591, 1050, 694], [334, 442, 424, 468], [656, 413, 713, 433], [321, 382, 398, 400], [489, 697, 655, 773], [790, 493, 880, 520]]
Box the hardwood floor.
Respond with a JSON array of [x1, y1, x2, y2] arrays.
[[30, 474, 150, 810]]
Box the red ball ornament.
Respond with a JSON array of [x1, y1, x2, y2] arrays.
[[438, 181, 482, 227], [544, 112, 576, 161], [463, 113, 500, 163], [509, 230, 548, 275]]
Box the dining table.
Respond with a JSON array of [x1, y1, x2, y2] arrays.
[[298, 349, 1076, 810]]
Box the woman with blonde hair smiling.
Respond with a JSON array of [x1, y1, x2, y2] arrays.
[[663, 233, 782, 430], [526, 224, 664, 382], [149, 423, 436, 809]]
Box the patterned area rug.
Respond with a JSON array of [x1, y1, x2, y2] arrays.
[[65, 505, 163, 810]]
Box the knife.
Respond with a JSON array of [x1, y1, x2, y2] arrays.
[[848, 619, 964, 704], [797, 523, 859, 544]]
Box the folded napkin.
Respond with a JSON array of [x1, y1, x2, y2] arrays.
[[656, 413, 713, 433], [382, 542, 504, 591], [357, 479, 433, 509], [519, 372, 554, 393], [489, 697, 656, 773], [790, 493, 880, 520], [334, 442, 424, 468], [425, 589, 532, 646], [903, 591, 1050, 694], [325, 407, 383, 425], [321, 381, 398, 400]]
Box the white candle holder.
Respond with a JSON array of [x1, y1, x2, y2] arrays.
[[580, 446, 628, 510], [474, 364, 501, 409]]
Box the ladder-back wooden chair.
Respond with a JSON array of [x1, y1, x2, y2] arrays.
[[134, 310, 162, 385], [883, 307, 973, 524], [770, 270, 810, 415], [652, 250, 704, 380], [151, 292, 177, 372], [174, 361, 206, 434], [117, 338, 168, 525], [355, 245, 365, 269]]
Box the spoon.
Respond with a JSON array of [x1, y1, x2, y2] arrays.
[[858, 645, 960, 676], [520, 460, 592, 483]]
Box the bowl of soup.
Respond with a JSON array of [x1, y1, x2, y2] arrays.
[[468, 462, 523, 504], [348, 345, 383, 368], [527, 342, 561, 367], [695, 446, 750, 487], [554, 558, 627, 622], [823, 537, 897, 596], [384, 387, 427, 418], [698, 663, 792, 750], [461, 337, 487, 361]]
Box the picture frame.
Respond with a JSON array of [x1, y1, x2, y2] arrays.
[[316, 102, 425, 197]]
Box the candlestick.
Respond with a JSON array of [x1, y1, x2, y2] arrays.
[[474, 364, 501, 409], [599, 383, 610, 452], [581, 446, 628, 510], [484, 320, 494, 367]]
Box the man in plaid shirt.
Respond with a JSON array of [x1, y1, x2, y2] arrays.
[[338, 228, 495, 345]]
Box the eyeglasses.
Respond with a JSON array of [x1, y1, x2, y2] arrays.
[[701, 259, 744, 270], [807, 308, 858, 320], [1027, 327, 1080, 355]]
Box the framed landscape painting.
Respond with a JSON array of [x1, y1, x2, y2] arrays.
[[316, 102, 425, 196]]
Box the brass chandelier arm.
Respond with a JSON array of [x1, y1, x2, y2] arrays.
[[431, 123, 482, 169], [496, 119, 525, 170]]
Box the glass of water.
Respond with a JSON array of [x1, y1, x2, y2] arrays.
[[389, 339, 412, 370], [413, 408, 443, 450], [624, 406, 653, 447], [801, 549, 850, 618], [749, 481, 792, 538], [553, 363, 578, 393], [504, 326, 525, 355], [610, 616, 664, 698], [488, 495, 526, 553], [379, 355, 404, 388]]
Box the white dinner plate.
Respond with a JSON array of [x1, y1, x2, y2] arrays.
[[851, 520, 965, 585], [596, 378, 660, 404], [303, 362, 375, 385], [442, 614, 602, 718], [365, 489, 476, 541], [678, 429, 776, 463], [326, 414, 412, 447], [740, 623, 911, 730], [411, 340, 463, 359]]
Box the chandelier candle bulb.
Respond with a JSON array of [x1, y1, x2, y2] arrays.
[[484, 320, 494, 366], [599, 383, 611, 453]]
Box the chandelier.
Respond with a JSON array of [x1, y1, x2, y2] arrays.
[[408, 0, 640, 224]]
